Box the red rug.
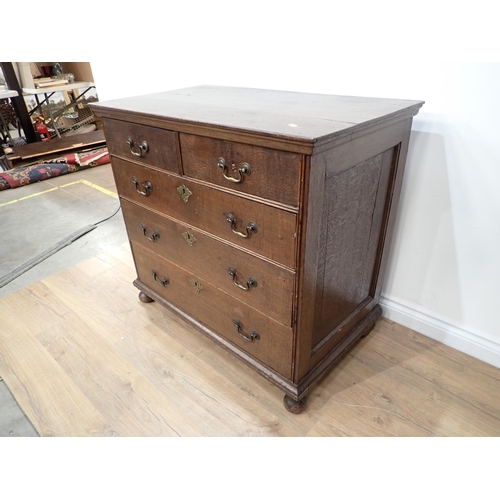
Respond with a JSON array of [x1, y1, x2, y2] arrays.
[[0, 148, 110, 191]]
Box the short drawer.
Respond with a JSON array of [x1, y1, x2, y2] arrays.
[[103, 118, 180, 173], [121, 199, 295, 326], [131, 242, 293, 379], [179, 134, 302, 207], [112, 157, 298, 268]]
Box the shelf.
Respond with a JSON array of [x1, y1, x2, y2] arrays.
[[0, 89, 19, 99], [22, 81, 95, 95]]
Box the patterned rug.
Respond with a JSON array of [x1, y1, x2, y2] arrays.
[[0, 148, 110, 191]]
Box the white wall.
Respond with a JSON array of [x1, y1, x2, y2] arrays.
[[379, 63, 500, 368], [18, 2, 499, 367]]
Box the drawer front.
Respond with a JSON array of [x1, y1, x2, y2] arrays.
[[112, 157, 297, 268], [132, 242, 293, 379], [121, 199, 295, 326], [180, 133, 302, 207], [103, 118, 180, 173]]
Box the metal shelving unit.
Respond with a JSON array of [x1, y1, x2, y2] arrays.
[[23, 81, 98, 139]]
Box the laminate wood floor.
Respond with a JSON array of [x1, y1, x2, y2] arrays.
[[1, 241, 499, 436]]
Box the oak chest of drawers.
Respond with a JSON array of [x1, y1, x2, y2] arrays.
[[92, 86, 423, 413]]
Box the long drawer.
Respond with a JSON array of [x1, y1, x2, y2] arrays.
[[112, 157, 298, 268], [131, 242, 294, 379], [179, 133, 302, 207], [121, 199, 295, 326]]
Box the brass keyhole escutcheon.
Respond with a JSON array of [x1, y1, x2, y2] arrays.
[[182, 231, 196, 247], [190, 278, 204, 293], [177, 184, 192, 203]]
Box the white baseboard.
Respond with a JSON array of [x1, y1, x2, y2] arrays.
[[379, 295, 500, 369]]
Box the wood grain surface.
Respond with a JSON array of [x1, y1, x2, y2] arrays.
[[180, 133, 302, 206], [121, 199, 295, 326], [112, 157, 298, 268], [11, 129, 106, 161], [95, 89, 426, 405], [1, 243, 499, 437], [131, 241, 294, 378], [312, 148, 394, 345], [103, 118, 180, 173], [91, 86, 424, 147]]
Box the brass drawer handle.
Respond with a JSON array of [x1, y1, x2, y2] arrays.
[[140, 223, 160, 242], [228, 267, 257, 291], [218, 157, 251, 183], [132, 177, 152, 196], [152, 270, 169, 287], [126, 137, 149, 157], [232, 319, 260, 342], [225, 213, 258, 238]]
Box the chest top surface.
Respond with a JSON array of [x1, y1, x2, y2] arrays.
[[92, 85, 424, 146]]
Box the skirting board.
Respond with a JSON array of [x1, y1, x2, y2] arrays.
[[380, 295, 500, 370]]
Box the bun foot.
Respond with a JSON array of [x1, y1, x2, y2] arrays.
[[139, 292, 154, 303], [283, 394, 306, 414], [360, 323, 376, 338]]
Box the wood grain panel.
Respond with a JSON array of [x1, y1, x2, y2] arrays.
[[180, 133, 302, 206], [112, 157, 298, 268], [121, 199, 295, 326], [103, 118, 180, 173], [131, 242, 294, 379], [312, 147, 395, 347]]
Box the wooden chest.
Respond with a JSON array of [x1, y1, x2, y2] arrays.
[[91, 86, 423, 413]]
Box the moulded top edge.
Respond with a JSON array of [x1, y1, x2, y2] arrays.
[[91, 85, 424, 143]]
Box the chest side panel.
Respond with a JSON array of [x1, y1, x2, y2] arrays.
[[312, 147, 396, 347], [293, 118, 414, 383]]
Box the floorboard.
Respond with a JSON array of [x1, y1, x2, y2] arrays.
[[1, 243, 500, 436]]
